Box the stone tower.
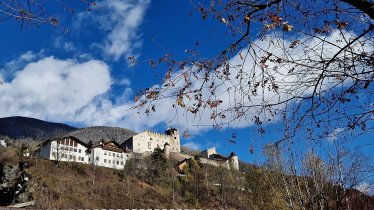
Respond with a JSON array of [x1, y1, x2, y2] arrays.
[[164, 142, 170, 158], [165, 127, 180, 152], [201, 147, 217, 158], [228, 152, 239, 171]]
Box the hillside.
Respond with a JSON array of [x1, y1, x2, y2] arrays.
[[0, 156, 252, 209], [66, 126, 138, 144], [0, 116, 76, 140], [1, 144, 373, 209]]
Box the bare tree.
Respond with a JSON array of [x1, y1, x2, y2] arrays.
[[136, 0, 373, 145], [261, 131, 374, 210], [0, 0, 96, 28], [51, 140, 65, 165]]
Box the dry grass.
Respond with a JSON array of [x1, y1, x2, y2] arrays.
[[28, 159, 192, 209]]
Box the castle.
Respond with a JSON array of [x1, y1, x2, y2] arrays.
[[121, 128, 180, 153], [38, 128, 240, 171]]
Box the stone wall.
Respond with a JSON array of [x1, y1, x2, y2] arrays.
[[201, 147, 217, 158], [199, 157, 230, 170], [131, 129, 180, 153]]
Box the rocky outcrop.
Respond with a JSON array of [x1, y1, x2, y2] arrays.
[[0, 163, 33, 206]]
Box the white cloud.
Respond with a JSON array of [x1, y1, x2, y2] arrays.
[[131, 30, 372, 133], [182, 142, 201, 150], [53, 36, 76, 52], [327, 127, 345, 142], [3, 51, 44, 79], [0, 54, 165, 132], [2, 30, 371, 135], [76, 0, 150, 61], [0, 57, 111, 122], [355, 182, 373, 195]]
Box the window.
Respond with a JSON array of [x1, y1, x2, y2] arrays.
[[74, 148, 77, 152], [74, 142, 77, 147], [109, 160, 111, 164], [117, 154, 119, 158], [64, 154, 67, 158], [52, 152, 56, 157], [104, 151, 107, 155], [96, 157, 99, 161], [148, 142, 151, 149], [69, 155, 73, 159], [117, 161, 119, 165], [121, 162, 124, 165], [104, 159, 107, 163], [121, 154, 123, 158], [82, 157, 84, 161], [79, 149, 81, 153]]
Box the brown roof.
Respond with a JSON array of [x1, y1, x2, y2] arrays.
[[208, 153, 228, 161], [40, 137, 128, 153], [169, 152, 189, 162], [40, 136, 89, 148], [93, 140, 127, 153]]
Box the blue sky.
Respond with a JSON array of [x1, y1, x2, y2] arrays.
[[0, 0, 373, 183]]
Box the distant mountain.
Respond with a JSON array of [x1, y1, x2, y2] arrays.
[[66, 126, 138, 144], [0, 116, 77, 140], [0, 116, 138, 143]]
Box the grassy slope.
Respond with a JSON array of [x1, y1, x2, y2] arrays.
[[29, 159, 192, 209]]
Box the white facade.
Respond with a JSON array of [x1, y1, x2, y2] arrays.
[[122, 128, 180, 153], [39, 137, 90, 164], [39, 137, 129, 170], [91, 142, 129, 170], [0, 140, 7, 147]]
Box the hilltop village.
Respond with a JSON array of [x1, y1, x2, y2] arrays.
[[38, 128, 240, 171]]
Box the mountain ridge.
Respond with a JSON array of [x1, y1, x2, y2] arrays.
[[0, 116, 76, 140], [65, 126, 138, 144], [0, 116, 138, 143]]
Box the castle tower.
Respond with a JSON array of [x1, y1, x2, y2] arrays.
[[201, 147, 217, 158], [228, 152, 239, 171], [165, 128, 180, 152], [164, 142, 170, 158]]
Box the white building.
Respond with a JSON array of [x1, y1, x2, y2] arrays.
[[122, 128, 180, 154], [90, 140, 129, 170], [39, 136, 90, 164], [38, 136, 129, 170], [0, 139, 7, 147]]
